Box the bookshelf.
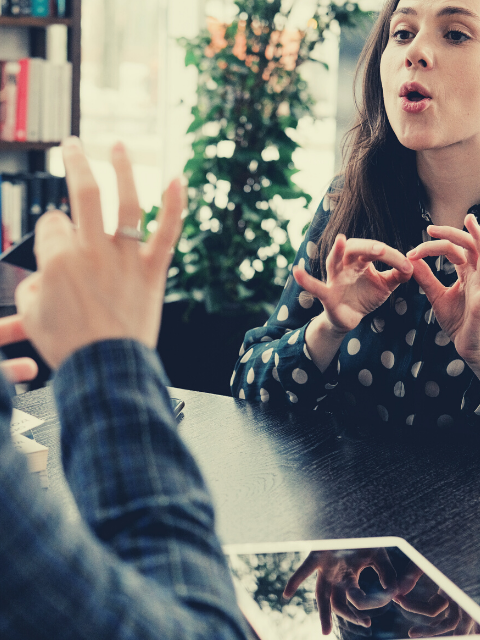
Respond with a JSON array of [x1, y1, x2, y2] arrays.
[[0, 0, 81, 172]]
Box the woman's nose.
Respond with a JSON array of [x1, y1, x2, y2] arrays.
[[405, 38, 434, 70]]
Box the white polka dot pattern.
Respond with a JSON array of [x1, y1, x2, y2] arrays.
[[405, 330, 416, 346], [239, 343, 245, 356], [377, 405, 388, 422], [239, 389, 246, 400], [425, 381, 440, 397], [371, 317, 385, 333], [475, 404, 480, 416], [262, 348, 273, 363], [287, 391, 298, 403], [292, 368, 308, 384], [261, 336, 273, 342], [394, 382, 405, 397], [240, 349, 253, 363], [299, 291, 314, 309], [437, 415, 454, 428], [325, 382, 337, 390], [247, 368, 255, 384], [272, 367, 279, 382], [298, 258, 306, 270], [381, 351, 395, 369], [406, 415, 415, 425], [347, 338, 361, 355], [359, 369, 373, 386], [411, 362, 423, 378], [306, 241, 317, 259], [260, 388, 269, 403], [288, 331, 300, 345], [230, 371, 236, 386], [424, 309, 435, 324], [446, 359, 465, 377], [395, 298, 407, 315], [303, 344, 312, 360], [434, 331, 449, 346], [277, 305, 289, 322], [275, 353, 279, 367]]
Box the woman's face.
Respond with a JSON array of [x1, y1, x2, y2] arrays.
[[380, 0, 480, 151]]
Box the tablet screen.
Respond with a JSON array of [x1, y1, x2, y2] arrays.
[[225, 542, 480, 640]]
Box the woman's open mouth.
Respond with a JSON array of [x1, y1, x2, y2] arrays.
[[399, 83, 432, 114]]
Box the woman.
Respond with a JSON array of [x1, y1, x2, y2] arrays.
[[231, 0, 480, 432]]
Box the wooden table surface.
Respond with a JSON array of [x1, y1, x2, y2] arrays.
[[12, 385, 480, 606]]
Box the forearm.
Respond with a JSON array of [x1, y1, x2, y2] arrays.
[[305, 313, 348, 373]]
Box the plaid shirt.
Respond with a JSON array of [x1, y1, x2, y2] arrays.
[[0, 340, 247, 639]]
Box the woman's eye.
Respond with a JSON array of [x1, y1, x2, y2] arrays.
[[392, 29, 414, 42], [445, 30, 470, 43]]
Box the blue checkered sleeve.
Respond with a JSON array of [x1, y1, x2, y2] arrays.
[[0, 340, 247, 640]]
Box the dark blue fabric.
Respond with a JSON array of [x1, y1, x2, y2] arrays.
[[0, 339, 247, 639], [232, 184, 480, 432]]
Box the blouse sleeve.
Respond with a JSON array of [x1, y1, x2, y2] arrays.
[[231, 187, 341, 411]]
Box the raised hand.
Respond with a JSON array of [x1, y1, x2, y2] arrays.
[[293, 234, 413, 336], [283, 548, 398, 635], [15, 137, 184, 370], [407, 214, 480, 376], [0, 315, 38, 383]]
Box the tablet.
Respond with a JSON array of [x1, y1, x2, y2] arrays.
[[223, 537, 480, 640]]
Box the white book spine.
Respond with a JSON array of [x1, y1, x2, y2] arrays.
[[40, 61, 53, 142], [11, 182, 22, 243], [60, 62, 72, 140], [27, 58, 43, 142]]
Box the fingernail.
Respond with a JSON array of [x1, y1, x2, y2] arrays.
[[407, 249, 416, 257], [372, 242, 383, 254], [62, 136, 82, 149], [402, 260, 413, 273]]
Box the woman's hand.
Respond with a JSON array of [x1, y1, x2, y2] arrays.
[[407, 214, 480, 376], [283, 548, 398, 635], [15, 137, 184, 370], [0, 315, 38, 383], [294, 235, 413, 336]]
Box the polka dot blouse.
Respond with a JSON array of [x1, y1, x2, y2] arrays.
[[231, 182, 480, 432]]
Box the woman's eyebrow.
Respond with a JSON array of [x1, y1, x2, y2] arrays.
[[390, 6, 480, 22]]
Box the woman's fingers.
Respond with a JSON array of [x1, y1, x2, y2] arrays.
[[283, 553, 320, 599], [342, 239, 413, 275], [394, 592, 449, 617], [409, 258, 446, 304], [370, 549, 398, 592], [0, 315, 28, 347], [143, 178, 184, 274], [62, 137, 105, 248], [407, 240, 466, 265], [331, 586, 371, 627], [1, 358, 38, 383], [325, 234, 346, 279], [34, 210, 75, 272], [424, 224, 477, 267], [111, 142, 142, 235], [316, 572, 333, 635], [292, 266, 329, 302]]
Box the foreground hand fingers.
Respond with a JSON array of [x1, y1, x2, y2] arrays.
[[62, 136, 105, 247], [316, 572, 333, 635], [34, 211, 75, 272], [425, 225, 477, 267], [112, 142, 141, 232], [15, 272, 41, 320], [0, 358, 38, 383], [394, 592, 449, 617], [407, 240, 466, 265], [0, 315, 28, 347], [410, 258, 446, 303], [293, 266, 329, 302], [283, 552, 321, 599], [343, 239, 413, 275], [143, 178, 185, 272]]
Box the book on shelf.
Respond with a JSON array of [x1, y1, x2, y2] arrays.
[[0, 0, 68, 16], [0, 171, 69, 251], [0, 57, 72, 143]]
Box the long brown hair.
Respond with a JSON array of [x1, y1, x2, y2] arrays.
[[315, 0, 422, 280]]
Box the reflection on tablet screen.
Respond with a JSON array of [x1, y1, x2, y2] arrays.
[[226, 547, 480, 640]]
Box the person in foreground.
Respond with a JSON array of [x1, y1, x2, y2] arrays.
[[0, 137, 248, 639], [232, 0, 480, 432]]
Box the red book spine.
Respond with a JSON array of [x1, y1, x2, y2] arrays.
[[15, 59, 29, 142]]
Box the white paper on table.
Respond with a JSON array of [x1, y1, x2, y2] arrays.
[[10, 408, 45, 435]]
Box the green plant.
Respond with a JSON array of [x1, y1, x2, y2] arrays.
[[168, 0, 365, 316]]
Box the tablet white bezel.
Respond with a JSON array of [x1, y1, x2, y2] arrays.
[[223, 536, 480, 634]]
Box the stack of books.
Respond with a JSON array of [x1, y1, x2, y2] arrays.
[[0, 58, 72, 143], [0, 171, 69, 251], [0, 0, 67, 17]]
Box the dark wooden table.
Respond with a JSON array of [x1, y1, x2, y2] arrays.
[[12, 385, 480, 606]]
